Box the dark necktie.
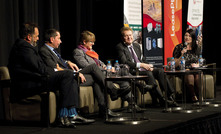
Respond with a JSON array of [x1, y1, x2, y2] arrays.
[[53, 49, 68, 68], [129, 46, 146, 71], [129, 46, 140, 63]]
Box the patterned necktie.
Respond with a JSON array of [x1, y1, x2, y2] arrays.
[[53, 49, 68, 68]]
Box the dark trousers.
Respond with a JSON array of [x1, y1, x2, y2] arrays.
[[48, 70, 79, 108], [79, 64, 131, 106], [138, 68, 175, 96], [80, 64, 106, 106]]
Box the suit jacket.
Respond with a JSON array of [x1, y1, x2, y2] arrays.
[[39, 44, 68, 69], [116, 42, 147, 73], [8, 39, 54, 100], [73, 48, 105, 70]]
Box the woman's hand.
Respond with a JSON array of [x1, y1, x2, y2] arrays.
[[181, 48, 187, 56], [79, 73, 86, 83]]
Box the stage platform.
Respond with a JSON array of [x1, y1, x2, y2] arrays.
[[1, 87, 221, 134]]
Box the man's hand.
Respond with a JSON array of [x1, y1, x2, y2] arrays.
[[67, 61, 79, 71], [78, 73, 86, 83], [56, 64, 64, 71], [140, 63, 153, 71]]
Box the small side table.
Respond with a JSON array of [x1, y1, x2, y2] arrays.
[[105, 75, 149, 124], [164, 70, 203, 113], [193, 66, 221, 107]]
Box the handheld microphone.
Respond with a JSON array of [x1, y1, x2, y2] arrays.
[[183, 42, 188, 48]]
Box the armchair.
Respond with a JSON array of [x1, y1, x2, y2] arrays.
[[0, 66, 56, 126]]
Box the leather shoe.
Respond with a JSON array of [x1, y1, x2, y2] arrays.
[[110, 85, 131, 101], [168, 93, 176, 102], [107, 109, 122, 117], [69, 115, 95, 124], [58, 116, 76, 128], [99, 106, 121, 118], [127, 104, 143, 113], [159, 98, 179, 107], [135, 80, 155, 94]]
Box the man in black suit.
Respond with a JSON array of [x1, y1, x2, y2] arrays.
[[116, 27, 177, 107], [39, 29, 130, 117], [8, 23, 94, 128]]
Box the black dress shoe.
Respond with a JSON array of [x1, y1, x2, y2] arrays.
[[99, 106, 121, 118], [142, 85, 155, 93], [59, 116, 76, 128], [159, 98, 179, 107], [135, 81, 155, 94], [127, 104, 143, 113], [110, 85, 131, 101], [168, 93, 176, 102], [69, 115, 95, 124], [107, 109, 122, 117]]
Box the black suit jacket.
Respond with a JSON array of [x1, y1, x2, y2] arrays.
[[116, 42, 147, 73], [39, 44, 68, 69], [8, 39, 54, 100]]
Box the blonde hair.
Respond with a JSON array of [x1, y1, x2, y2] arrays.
[[80, 30, 96, 43]]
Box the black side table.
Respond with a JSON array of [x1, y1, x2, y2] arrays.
[[164, 70, 203, 113], [105, 75, 149, 124]]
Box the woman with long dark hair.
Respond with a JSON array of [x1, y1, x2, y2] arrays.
[[173, 29, 202, 102]]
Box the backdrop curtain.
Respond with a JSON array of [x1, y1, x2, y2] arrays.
[[0, 0, 220, 83]]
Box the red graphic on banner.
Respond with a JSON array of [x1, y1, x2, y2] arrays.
[[164, 0, 182, 65]]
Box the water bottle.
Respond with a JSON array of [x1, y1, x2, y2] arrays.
[[171, 57, 175, 71], [180, 56, 185, 71], [199, 55, 203, 67], [167, 60, 171, 71], [106, 61, 112, 77], [114, 60, 120, 77]]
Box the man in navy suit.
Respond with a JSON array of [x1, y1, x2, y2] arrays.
[[116, 27, 177, 107]]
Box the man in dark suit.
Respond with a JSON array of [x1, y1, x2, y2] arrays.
[[116, 27, 177, 107], [39, 29, 130, 117], [8, 23, 94, 128]]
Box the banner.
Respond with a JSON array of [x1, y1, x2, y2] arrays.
[[142, 0, 163, 67], [187, 0, 204, 54], [124, 0, 142, 51], [164, 0, 182, 65]]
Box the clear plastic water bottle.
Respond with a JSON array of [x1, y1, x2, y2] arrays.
[[171, 57, 175, 71], [114, 60, 120, 77], [180, 56, 185, 71], [199, 55, 203, 67], [106, 61, 112, 77]]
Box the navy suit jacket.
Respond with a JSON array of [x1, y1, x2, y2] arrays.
[[39, 44, 68, 69], [116, 42, 147, 73]]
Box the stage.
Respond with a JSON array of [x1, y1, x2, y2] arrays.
[[1, 88, 221, 134]]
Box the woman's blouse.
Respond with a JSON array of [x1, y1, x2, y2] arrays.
[[173, 43, 201, 68]]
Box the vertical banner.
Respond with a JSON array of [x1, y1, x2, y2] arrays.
[[164, 0, 182, 65], [187, 0, 204, 54], [124, 0, 142, 51], [142, 0, 163, 67]]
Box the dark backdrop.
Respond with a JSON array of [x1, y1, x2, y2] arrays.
[[0, 0, 220, 83]]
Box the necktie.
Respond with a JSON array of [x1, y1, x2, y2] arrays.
[[129, 46, 145, 71], [129, 46, 140, 63], [53, 49, 68, 68]]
